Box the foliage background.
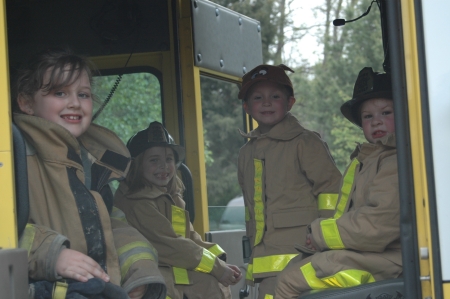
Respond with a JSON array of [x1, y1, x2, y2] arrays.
[[201, 0, 385, 208], [92, 0, 385, 209]]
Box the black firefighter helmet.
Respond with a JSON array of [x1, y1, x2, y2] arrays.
[[126, 121, 185, 168], [340, 67, 392, 127]]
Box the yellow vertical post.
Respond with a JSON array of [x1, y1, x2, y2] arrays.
[[177, 0, 210, 235], [0, 0, 18, 248], [400, 0, 433, 297]]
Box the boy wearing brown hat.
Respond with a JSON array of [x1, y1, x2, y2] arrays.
[[115, 122, 242, 299], [274, 67, 402, 298], [237, 65, 342, 298]]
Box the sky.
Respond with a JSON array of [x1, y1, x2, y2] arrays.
[[284, 1, 324, 66]]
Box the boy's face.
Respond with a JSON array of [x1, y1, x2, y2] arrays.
[[142, 146, 176, 187], [360, 98, 395, 143], [18, 68, 93, 138], [243, 81, 295, 134]]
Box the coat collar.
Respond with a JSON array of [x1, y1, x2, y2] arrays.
[[351, 132, 397, 160], [239, 112, 306, 141], [14, 113, 130, 176]]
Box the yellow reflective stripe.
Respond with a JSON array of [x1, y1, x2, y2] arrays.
[[208, 244, 225, 257], [253, 254, 298, 274], [19, 224, 36, 256], [173, 267, 190, 285], [246, 263, 253, 280], [264, 295, 273, 299], [111, 206, 128, 223], [334, 159, 359, 219], [320, 219, 345, 249], [52, 281, 68, 299], [117, 241, 157, 281], [301, 262, 328, 289], [245, 206, 250, 221], [120, 252, 156, 281], [166, 297, 172, 299], [117, 241, 156, 256], [194, 248, 216, 273], [321, 269, 375, 287], [301, 262, 375, 289], [318, 193, 339, 210], [171, 205, 187, 237], [253, 159, 265, 246]]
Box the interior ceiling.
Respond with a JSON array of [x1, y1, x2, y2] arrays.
[[6, 0, 170, 69]]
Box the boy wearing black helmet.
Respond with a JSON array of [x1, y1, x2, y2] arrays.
[[274, 67, 402, 298], [237, 64, 342, 298]]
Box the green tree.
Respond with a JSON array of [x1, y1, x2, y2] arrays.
[[200, 77, 244, 206], [92, 73, 162, 144], [203, 0, 304, 207], [290, 0, 384, 170]]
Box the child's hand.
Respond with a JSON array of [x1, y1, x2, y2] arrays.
[[305, 234, 317, 251], [219, 264, 242, 287], [55, 248, 110, 283], [128, 285, 147, 299], [229, 264, 243, 284]]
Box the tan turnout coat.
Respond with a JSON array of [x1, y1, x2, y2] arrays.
[[114, 181, 231, 299], [238, 113, 342, 282], [309, 133, 402, 277], [14, 113, 165, 298], [274, 133, 402, 298]]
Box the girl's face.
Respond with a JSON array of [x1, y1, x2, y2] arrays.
[[142, 146, 176, 187], [18, 68, 93, 138]]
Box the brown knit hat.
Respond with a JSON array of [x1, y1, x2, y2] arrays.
[[238, 64, 295, 100], [126, 122, 185, 168]]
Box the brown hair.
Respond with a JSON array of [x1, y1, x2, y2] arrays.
[[244, 82, 292, 103], [13, 47, 97, 111]]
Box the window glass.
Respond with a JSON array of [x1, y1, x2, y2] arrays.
[[92, 72, 162, 144], [200, 76, 245, 231], [92, 72, 162, 192]]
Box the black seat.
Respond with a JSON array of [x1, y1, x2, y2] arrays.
[[298, 278, 404, 299], [179, 163, 195, 222], [12, 123, 29, 238]]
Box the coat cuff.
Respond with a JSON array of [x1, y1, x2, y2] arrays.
[[310, 218, 328, 251], [45, 235, 70, 281]]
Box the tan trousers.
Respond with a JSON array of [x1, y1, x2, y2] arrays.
[[159, 266, 231, 299], [274, 251, 402, 299], [256, 276, 277, 299]]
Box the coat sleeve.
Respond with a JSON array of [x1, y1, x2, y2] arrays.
[[188, 222, 227, 260], [311, 154, 400, 252], [110, 217, 166, 299], [297, 132, 342, 215], [118, 199, 227, 281], [19, 223, 69, 281]]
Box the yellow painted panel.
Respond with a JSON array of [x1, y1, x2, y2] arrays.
[[443, 282, 450, 298], [92, 52, 167, 71], [401, 0, 433, 297], [178, 16, 209, 236], [0, 0, 18, 248], [0, 151, 18, 249]]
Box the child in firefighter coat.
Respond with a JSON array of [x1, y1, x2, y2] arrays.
[[237, 64, 342, 298], [274, 67, 403, 298], [114, 121, 242, 299], [13, 48, 166, 299]]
